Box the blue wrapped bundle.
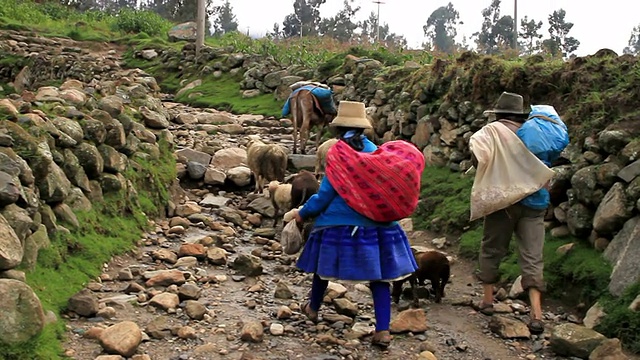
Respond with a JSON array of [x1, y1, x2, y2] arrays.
[[517, 105, 570, 165]]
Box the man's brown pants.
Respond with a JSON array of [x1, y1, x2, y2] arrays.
[[477, 203, 547, 291]]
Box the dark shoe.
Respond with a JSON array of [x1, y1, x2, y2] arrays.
[[472, 301, 494, 316], [371, 330, 392, 349], [302, 301, 318, 322], [528, 319, 545, 334]]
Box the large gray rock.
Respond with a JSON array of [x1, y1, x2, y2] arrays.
[[288, 154, 316, 170], [21, 224, 50, 271], [140, 106, 169, 129], [211, 147, 247, 170], [175, 148, 212, 166], [38, 161, 72, 203], [0, 171, 20, 206], [186, 161, 206, 180], [74, 142, 104, 179], [52, 116, 84, 143], [567, 203, 594, 237], [232, 254, 263, 276], [61, 149, 91, 193], [592, 182, 634, 236], [203, 167, 226, 185], [67, 288, 99, 317], [588, 338, 629, 360], [226, 166, 251, 187], [0, 279, 45, 345], [199, 194, 230, 208], [618, 159, 640, 183], [99, 321, 142, 357], [98, 144, 128, 174], [248, 197, 276, 218], [98, 95, 124, 117], [168, 22, 197, 42], [571, 166, 599, 206], [550, 323, 606, 359], [0, 214, 23, 270], [2, 204, 33, 243], [65, 187, 92, 212], [604, 216, 640, 296]]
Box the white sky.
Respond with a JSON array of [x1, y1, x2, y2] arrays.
[[226, 0, 636, 56]]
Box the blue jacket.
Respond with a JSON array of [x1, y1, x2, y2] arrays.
[[519, 152, 556, 210], [298, 138, 396, 227]]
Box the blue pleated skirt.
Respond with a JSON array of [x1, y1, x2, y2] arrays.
[[296, 224, 418, 283]]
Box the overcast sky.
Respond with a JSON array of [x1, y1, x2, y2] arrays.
[[227, 0, 635, 56]]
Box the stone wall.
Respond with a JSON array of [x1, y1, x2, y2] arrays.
[[130, 43, 640, 297], [0, 30, 122, 92], [0, 41, 179, 345]]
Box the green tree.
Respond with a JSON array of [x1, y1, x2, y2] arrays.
[[542, 9, 580, 58], [422, 2, 460, 53], [358, 11, 406, 48], [518, 16, 543, 55], [358, 11, 378, 43], [473, 0, 515, 54], [281, 0, 326, 38], [318, 0, 360, 42], [212, 0, 238, 36], [623, 25, 640, 55]]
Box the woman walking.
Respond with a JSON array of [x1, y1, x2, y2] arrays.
[[289, 101, 423, 348]]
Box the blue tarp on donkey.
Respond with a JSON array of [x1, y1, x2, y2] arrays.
[[281, 85, 337, 117]]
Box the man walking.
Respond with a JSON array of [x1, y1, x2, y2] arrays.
[[469, 92, 567, 335]]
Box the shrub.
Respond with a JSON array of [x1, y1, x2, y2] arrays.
[[112, 8, 172, 37]]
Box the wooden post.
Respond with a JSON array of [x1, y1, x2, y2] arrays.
[[196, 0, 205, 58]]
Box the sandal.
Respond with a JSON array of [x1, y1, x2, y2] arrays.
[[371, 330, 392, 349], [528, 319, 545, 335], [472, 301, 495, 316], [301, 301, 318, 322]]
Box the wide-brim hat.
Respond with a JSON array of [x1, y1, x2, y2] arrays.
[[329, 101, 373, 129], [483, 92, 529, 117]]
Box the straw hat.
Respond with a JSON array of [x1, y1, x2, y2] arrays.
[[482, 92, 528, 116], [329, 101, 373, 129]]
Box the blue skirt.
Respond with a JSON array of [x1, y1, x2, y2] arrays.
[[296, 224, 418, 283]]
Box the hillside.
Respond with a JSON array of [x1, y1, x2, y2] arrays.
[[0, 2, 639, 358]]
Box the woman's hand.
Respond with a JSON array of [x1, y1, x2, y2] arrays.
[[284, 208, 304, 223]]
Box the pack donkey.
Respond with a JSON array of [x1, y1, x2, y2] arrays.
[[288, 88, 336, 155]]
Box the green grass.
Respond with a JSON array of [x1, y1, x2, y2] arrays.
[[412, 165, 477, 233], [174, 73, 282, 118], [0, 82, 15, 97], [0, 0, 172, 42], [596, 282, 640, 354], [459, 227, 482, 258]]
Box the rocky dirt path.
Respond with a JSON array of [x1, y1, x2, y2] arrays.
[[58, 102, 607, 360], [0, 29, 635, 360]]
